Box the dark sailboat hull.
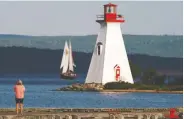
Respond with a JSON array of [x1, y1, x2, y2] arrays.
[[60, 73, 77, 80]]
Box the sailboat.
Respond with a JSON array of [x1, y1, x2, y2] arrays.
[[60, 40, 77, 80]]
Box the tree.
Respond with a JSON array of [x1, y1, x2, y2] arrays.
[[154, 75, 166, 85], [170, 76, 183, 85], [141, 68, 157, 84], [129, 61, 142, 79]]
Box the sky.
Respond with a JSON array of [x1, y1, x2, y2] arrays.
[[0, 1, 183, 36]]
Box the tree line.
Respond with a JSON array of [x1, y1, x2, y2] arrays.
[[129, 61, 182, 85]]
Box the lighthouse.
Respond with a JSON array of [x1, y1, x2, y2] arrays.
[[85, 3, 134, 85]]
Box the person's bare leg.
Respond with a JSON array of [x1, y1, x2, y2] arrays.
[[16, 103, 19, 114], [20, 103, 23, 115]]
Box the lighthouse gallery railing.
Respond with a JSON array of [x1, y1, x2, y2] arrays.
[[96, 15, 124, 21]]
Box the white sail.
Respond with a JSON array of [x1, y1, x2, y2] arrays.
[[60, 41, 69, 73], [71, 40, 76, 67], [60, 41, 66, 69], [68, 40, 76, 71]]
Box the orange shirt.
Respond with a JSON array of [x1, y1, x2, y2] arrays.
[[14, 85, 25, 99]]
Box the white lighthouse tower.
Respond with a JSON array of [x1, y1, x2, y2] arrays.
[[85, 3, 134, 85]]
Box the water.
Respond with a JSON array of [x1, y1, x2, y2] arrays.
[[0, 75, 183, 108]]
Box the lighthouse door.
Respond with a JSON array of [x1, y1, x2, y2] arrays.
[[115, 66, 120, 81]]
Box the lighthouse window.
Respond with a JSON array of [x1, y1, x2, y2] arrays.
[[108, 7, 111, 13], [110, 6, 114, 13], [106, 6, 114, 13], [117, 70, 119, 74], [97, 42, 103, 56], [97, 45, 101, 55]]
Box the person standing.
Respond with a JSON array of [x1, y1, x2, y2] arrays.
[[14, 80, 25, 115]]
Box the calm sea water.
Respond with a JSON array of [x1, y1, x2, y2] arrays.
[[0, 74, 183, 108]]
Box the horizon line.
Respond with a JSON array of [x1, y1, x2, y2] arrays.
[[0, 33, 183, 37]]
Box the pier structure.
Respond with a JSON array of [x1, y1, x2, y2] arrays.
[[0, 108, 182, 119]]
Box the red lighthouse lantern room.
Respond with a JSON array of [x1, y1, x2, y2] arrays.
[[96, 3, 125, 23]]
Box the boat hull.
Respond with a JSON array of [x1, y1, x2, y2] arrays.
[[60, 73, 77, 80]]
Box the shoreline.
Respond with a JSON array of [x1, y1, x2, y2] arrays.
[[56, 90, 183, 94], [55, 83, 183, 94], [100, 89, 183, 94], [54, 89, 183, 94]]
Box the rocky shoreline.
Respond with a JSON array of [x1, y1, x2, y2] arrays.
[[53, 83, 183, 94], [54, 83, 104, 92]]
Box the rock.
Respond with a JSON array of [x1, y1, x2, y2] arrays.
[[55, 83, 104, 92], [109, 114, 116, 119], [71, 115, 79, 119]]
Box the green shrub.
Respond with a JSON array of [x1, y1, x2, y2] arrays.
[[104, 82, 182, 91]]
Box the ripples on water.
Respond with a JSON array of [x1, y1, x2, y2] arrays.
[[0, 76, 183, 108]]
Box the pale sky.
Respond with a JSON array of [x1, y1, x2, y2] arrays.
[[0, 1, 183, 36]]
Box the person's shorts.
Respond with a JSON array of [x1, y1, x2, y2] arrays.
[[15, 98, 24, 104]]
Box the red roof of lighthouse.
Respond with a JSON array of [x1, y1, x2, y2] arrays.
[[104, 3, 117, 7], [114, 64, 120, 68]]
